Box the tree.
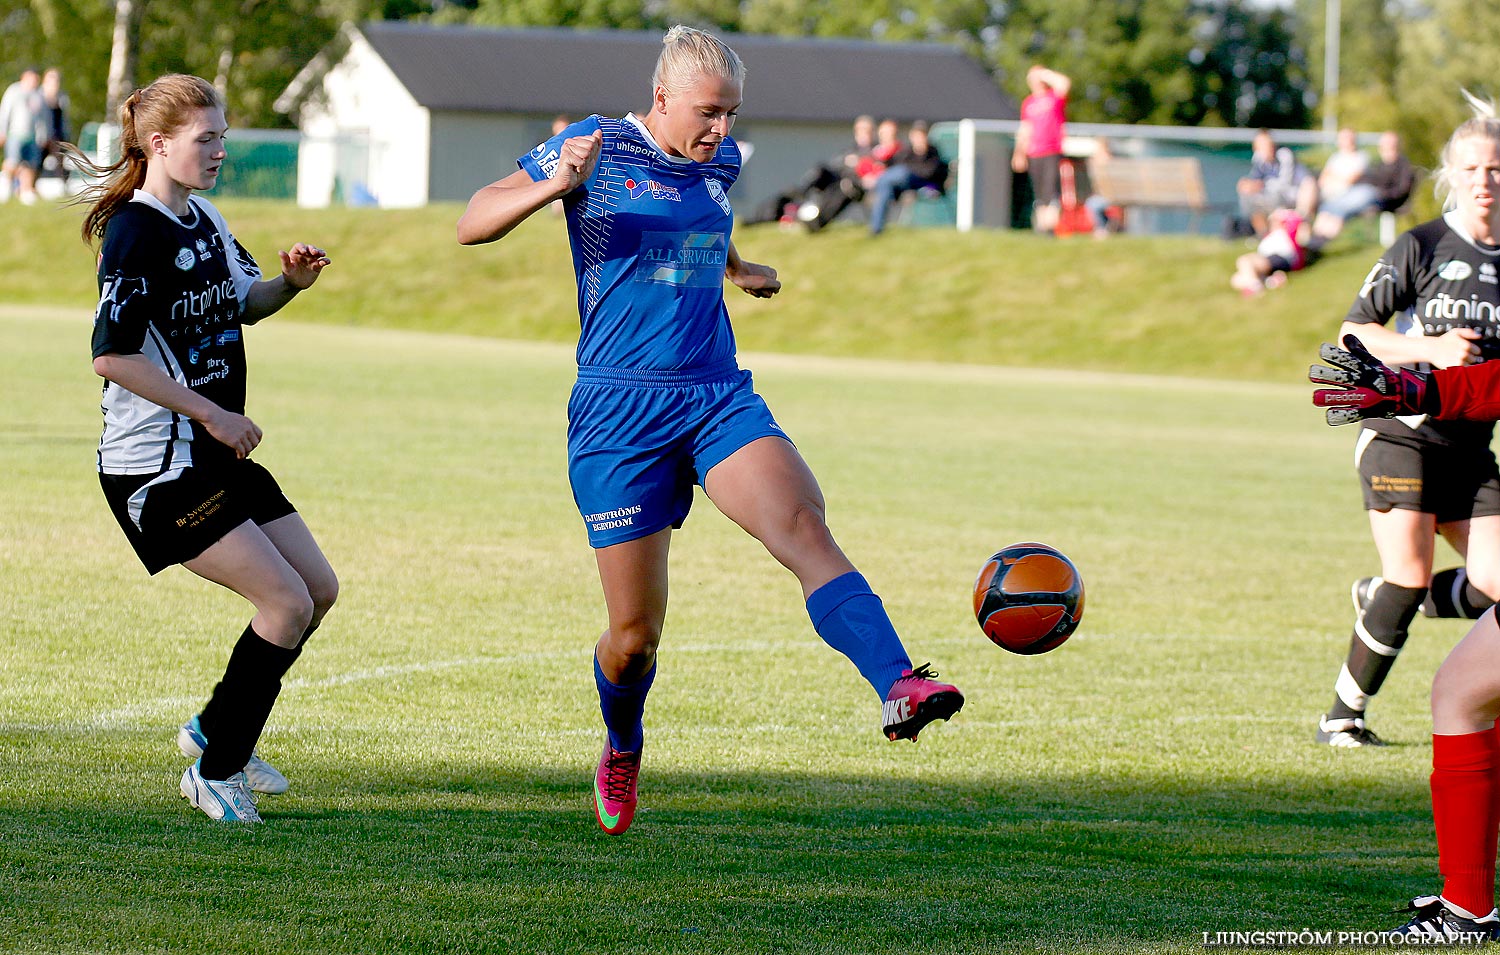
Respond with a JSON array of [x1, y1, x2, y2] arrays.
[[1294, 0, 1402, 132], [1176, 0, 1314, 128], [0, 0, 113, 130], [1391, 0, 1500, 169], [106, 0, 143, 117]]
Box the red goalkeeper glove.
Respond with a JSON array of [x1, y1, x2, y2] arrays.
[[1310, 334, 1436, 425]]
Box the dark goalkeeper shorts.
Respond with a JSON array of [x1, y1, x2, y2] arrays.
[[1356, 429, 1500, 522], [99, 458, 297, 574], [1027, 154, 1062, 206]]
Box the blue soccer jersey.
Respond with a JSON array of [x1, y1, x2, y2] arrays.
[[518, 114, 741, 371]]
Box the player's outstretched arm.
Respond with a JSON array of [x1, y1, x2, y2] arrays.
[[242, 242, 331, 324], [1311, 334, 1437, 425], [1430, 360, 1500, 422], [457, 130, 602, 246]]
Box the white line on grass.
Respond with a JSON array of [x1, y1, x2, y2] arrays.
[[88, 654, 562, 727], [85, 639, 801, 728]]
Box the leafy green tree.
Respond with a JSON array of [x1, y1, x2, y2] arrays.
[[0, 0, 114, 130], [0, 0, 401, 132], [1294, 0, 1402, 132], [1175, 0, 1314, 128], [1391, 0, 1500, 169], [969, 0, 1199, 124]]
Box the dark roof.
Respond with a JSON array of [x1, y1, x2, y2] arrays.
[[356, 21, 1016, 123]]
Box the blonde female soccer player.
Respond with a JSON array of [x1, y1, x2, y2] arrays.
[[1314, 92, 1500, 753], [72, 74, 337, 823], [458, 26, 963, 836], [1312, 93, 1500, 940]]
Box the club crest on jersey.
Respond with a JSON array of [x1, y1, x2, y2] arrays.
[[705, 179, 732, 216], [1438, 260, 1474, 282], [625, 175, 681, 202], [174, 247, 196, 271]]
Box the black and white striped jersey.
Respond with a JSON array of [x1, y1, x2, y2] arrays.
[[92, 192, 260, 474], [1347, 211, 1500, 447]]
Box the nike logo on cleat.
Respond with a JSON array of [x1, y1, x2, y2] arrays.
[[595, 785, 622, 830], [883, 697, 912, 726]]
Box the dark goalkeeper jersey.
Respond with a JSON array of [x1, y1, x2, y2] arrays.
[[91, 192, 261, 475], [1347, 212, 1500, 448]]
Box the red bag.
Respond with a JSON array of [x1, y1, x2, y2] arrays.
[[1054, 159, 1095, 237]]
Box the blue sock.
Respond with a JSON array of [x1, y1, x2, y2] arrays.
[[806, 571, 912, 698], [594, 654, 655, 753]]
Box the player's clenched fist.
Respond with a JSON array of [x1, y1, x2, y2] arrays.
[[553, 130, 603, 192]]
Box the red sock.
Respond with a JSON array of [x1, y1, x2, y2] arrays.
[[1432, 729, 1500, 916]]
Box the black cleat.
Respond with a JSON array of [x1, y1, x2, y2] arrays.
[[1316, 716, 1386, 748], [1394, 896, 1500, 942]]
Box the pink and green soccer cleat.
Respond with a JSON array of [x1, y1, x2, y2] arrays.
[[593, 743, 642, 835], [882, 664, 964, 741]]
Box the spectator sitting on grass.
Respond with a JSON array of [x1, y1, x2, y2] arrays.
[[1312, 131, 1417, 243], [1231, 208, 1307, 296], [868, 120, 949, 236], [1236, 129, 1318, 236]]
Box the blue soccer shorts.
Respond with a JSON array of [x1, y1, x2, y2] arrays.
[[566, 361, 790, 547]]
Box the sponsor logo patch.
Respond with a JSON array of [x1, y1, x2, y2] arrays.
[[625, 176, 681, 202], [1438, 260, 1474, 281], [634, 231, 727, 287], [532, 142, 561, 179], [583, 504, 643, 534]]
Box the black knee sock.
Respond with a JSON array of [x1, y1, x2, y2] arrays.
[[1422, 567, 1496, 619], [1327, 581, 1426, 722], [198, 623, 300, 781], [199, 621, 315, 738]]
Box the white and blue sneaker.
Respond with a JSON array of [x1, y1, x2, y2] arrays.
[[180, 762, 262, 823], [177, 716, 289, 795], [1394, 896, 1500, 942]]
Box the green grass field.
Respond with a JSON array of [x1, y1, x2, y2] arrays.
[[0, 273, 1471, 953], [0, 198, 1390, 382]]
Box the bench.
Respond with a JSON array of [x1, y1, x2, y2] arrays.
[[894, 184, 954, 227], [1085, 156, 1222, 233]]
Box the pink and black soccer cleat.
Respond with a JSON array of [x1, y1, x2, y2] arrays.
[[882, 664, 964, 741], [593, 742, 642, 835]]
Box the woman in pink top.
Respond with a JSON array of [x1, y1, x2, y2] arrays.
[[1012, 65, 1071, 233]]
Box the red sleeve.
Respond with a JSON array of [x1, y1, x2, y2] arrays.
[[1433, 361, 1500, 421]]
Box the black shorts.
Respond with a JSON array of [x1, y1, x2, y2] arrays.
[[1356, 429, 1500, 522], [99, 458, 296, 574], [1028, 154, 1062, 205], [1265, 254, 1294, 274]]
